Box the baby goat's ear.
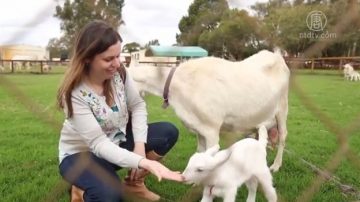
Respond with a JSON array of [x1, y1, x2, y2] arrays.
[[208, 150, 231, 169], [205, 144, 220, 156]]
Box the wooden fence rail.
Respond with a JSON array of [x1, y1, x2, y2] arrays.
[[1, 56, 360, 73], [284, 56, 360, 70], [0, 60, 69, 73]]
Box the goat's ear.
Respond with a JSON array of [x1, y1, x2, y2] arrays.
[[210, 150, 231, 168], [205, 144, 220, 156]]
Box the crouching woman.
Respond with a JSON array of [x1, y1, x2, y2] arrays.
[[57, 20, 183, 202]]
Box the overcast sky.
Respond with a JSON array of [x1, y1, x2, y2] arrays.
[[0, 0, 268, 47]]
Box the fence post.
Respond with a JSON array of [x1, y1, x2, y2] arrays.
[[339, 58, 343, 72], [11, 60, 14, 73], [40, 61, 43, 74], [311, 59, 315, 71]]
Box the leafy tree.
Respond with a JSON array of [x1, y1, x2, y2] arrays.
[[53, 0, 125, 54], [251, 2, 270, 18], [252, 0, 360, 57], [144, 39, 160, 48], [263, 4, 319, 55], [178, 1, 266, 59], [306, 0, 326, 4], [199, 10, 266, 60], [294, 0, 305, 5], [177, 0, 229, 45], [122, 42, 142, 53], [46, 37, 68, 60], [324, 0, 360, 56]]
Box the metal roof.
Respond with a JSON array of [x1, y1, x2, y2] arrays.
[[146, 46, 208, 57]]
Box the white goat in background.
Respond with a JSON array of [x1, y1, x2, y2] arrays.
[[343, 63, 360, 81], [128, 50, 290, 172], [182, 126, 277, 202]]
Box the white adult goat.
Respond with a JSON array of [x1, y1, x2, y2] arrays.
[[182, 126, 277, 202], [43, 64, 50, 72], [128, 50, 290, 172]]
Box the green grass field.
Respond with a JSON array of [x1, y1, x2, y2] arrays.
[[0, 70, 359, 202]]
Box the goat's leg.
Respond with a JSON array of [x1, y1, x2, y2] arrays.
[[270, 93, 288, 172], [178, 114, 211, 152], [196, 135, 207, 152], [223, 187, 237, 202], [257, 170, 277, 202], [194, 123, 221, 150], [205, 133, 220, 151], [200, 186, 214, 202], [204, 129, 220, 150], [270, 118, 287, 172], [245, 178, 258, 202]]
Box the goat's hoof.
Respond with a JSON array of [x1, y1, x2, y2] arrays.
[[270, 164, 280, 172]]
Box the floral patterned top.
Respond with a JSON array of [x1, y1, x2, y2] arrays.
[[59, 71, 148, 169]]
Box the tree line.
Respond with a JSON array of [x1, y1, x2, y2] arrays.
[[48, 0, 360, 60]]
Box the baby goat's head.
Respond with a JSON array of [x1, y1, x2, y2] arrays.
[[344, 63, 353, 72], [182, 144, 230, 185]]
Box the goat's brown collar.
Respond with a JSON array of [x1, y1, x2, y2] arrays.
[[162, 67, 177, 108]]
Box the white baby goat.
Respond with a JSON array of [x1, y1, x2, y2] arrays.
[[182, 126, 277, 202]]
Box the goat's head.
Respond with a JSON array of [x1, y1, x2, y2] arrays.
[[344, 63, 354, 72], [182, 144, 230, 185]]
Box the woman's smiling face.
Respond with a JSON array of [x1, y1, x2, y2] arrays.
[[89, 40, 122, 81]]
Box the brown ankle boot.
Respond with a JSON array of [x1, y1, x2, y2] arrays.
[[146, 150, 162, 161], [122, 151, 163, 201], [70, 185, 84, 202], [123, 173, 160, 201]]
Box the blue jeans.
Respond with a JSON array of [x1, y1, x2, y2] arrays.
[[59, 122, 179, 202]]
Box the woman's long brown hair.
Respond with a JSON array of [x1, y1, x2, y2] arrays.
[[57, 20, 122, 118]]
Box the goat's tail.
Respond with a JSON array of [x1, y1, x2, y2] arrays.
[[258, 126, 268, 148]]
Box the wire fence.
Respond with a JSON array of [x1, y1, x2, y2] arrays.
[[0, 0, 360, 202]]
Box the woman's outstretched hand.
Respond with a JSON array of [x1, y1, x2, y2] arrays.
[[139, 158, 184, 182]]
